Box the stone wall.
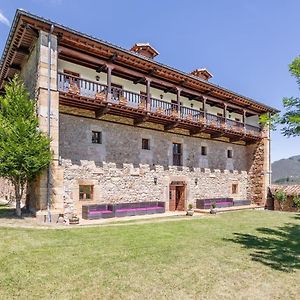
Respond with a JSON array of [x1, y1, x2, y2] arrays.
[[246, 136, 269, 205], [59, 113, 248, 171], [62, 159, 248, 217], [0, 178, 14, 201], [59, 113, 250, 216]]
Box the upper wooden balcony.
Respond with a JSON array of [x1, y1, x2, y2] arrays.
[[58, 73, 263, 143]]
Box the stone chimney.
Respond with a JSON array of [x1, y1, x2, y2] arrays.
[[130, 43, 159, 59], [190, 68, 213, 81]]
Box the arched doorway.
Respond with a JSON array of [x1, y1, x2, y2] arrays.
[[169, 181, 186, 211]]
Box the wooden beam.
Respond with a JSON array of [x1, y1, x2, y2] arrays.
[[109, 53, 118, 62], [210, 132, 225, 139], [134, 113, 150, 126], [230, 136, 242, 143], [133, 77, 146, 84], [164, 121, 180, 131], [190, 126, 206, 136], [9, 64, 21, 71], [15, 46, 30, 55], [95, 105, 110, 118], [163, 86, 176, 93], [96, 65, 107, 73]]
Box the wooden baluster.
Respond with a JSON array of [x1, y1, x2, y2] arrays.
[[107, 65, 112, 101]]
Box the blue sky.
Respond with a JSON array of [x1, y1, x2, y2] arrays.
[[0, 0, 299, 162]]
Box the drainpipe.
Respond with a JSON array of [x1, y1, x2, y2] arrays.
[[268, 113, 272, 186], [47, 24, 54, 223]]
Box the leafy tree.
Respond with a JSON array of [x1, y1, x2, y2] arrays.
[[293, 195, 300, 211], [274, 190, 287, 210], [0, 75, 52, 216], [260, 57, 300, 136]]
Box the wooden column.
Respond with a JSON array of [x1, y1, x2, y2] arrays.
[[146, 78, 151, 110], [203, 97, 207, 118], [243, 110, 246, 128], [176, 88, 181, 112], [106, 65, 112, 101]]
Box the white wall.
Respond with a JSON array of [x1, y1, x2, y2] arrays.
[[58, 59, 259, 126]]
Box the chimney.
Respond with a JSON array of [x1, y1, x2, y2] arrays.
[[130, 43, 159, 59], [190, 68, 213, 81]]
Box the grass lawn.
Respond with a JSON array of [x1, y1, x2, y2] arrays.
[[0, 210, 299, 299]]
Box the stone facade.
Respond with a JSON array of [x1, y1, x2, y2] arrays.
[[4, 27, 270, 219], [59, 113, 250, 216], [62, 160, 248, 217]]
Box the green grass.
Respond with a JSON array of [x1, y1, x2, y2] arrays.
[[0, 211, 299, 299]]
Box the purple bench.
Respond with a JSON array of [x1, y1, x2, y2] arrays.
[[114, 201, 165, 217], [82, 202, 165, 219], [196, 198, 234, 209], [82, 204, 114, 220]]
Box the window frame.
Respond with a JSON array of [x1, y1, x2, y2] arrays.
[[92, 131, 102, 144], [232, 183, 238, 195], [173, 143, 183, 166], [142, 138, 150, 150], [227, 149, 233, 159], [201, 146, 207, 156], [79, 185, 94, 201]]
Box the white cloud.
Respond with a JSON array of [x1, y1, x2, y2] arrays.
[[0, 10, 10, 26]]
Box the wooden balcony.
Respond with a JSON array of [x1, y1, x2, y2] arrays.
[[58, 73, 263, 143]]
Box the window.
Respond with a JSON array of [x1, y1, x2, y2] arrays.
[[173, 143, 182, 166], [92, 131, 102, 144], [79, 185, 93, 200], [227, 149, 233, 158], [232, 183, 238, 194], [142, 138, 150, 150], [201, 146, 207, 156]]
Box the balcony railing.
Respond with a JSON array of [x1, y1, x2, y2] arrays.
[[58, 73, 262, 137]]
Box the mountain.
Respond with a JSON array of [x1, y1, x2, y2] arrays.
[[272, 155, 300, 184]]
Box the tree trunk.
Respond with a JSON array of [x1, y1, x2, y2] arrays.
[[16, 197, 22, 217], [14, 180, 24, 217]]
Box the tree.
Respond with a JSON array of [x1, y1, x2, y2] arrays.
[[260, 57, 300, 136], [0, 75, 52, 216], [274, 190, 287, 210]]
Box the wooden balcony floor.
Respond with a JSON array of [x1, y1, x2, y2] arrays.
[[59, 91, 262, 144]]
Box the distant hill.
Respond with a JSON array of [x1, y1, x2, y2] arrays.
[[272, 155, 300, 184]]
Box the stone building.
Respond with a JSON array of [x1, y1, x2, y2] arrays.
[[0, 10, 278, 220]]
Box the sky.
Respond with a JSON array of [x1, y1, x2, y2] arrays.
[[0, 0, 299, 162]]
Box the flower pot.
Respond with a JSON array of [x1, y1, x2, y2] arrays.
[[186, 210, 194, 216], [210, 208, 217, 214]]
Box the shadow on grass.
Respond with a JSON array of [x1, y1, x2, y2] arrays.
[[226, 223, 300, 272], [0, 205, 22, 219]]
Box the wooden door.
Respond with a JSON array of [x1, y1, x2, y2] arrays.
[[169, 182, 186, 211]]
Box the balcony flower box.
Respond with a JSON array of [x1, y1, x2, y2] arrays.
[[185, 113, 193, 121], [138, 101, 147, 110], [95, 91, 106, 102], [119, 96, 128, 106], [156, 106, 164, 114], [171, 109, 179, 118]]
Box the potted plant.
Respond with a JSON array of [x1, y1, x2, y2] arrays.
[[186, 203, 194, 216], [69, 214, 80, 225], [210, 202, 217, 214]]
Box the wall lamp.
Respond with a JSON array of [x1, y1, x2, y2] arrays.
[[195, 178, 198, 185], [95, 75, 100, 81], [154, 176, 158, 185]]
